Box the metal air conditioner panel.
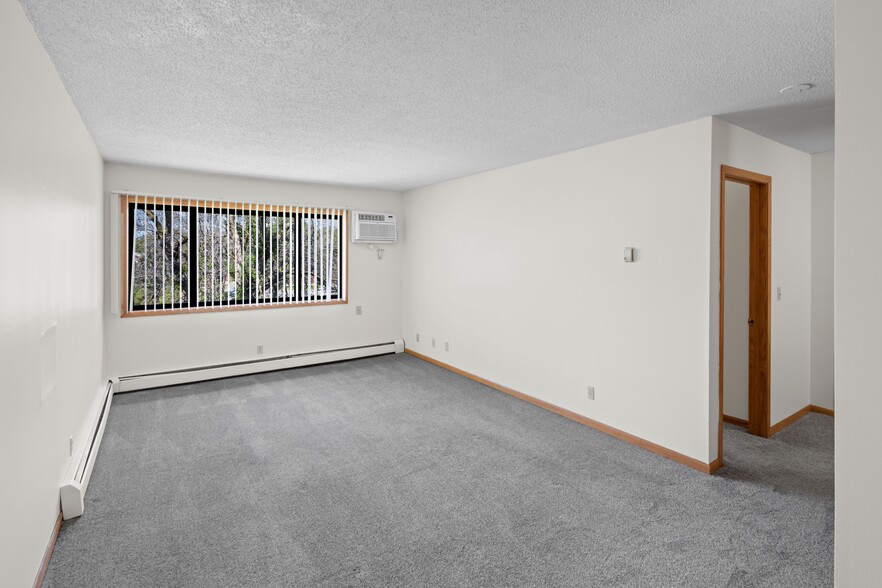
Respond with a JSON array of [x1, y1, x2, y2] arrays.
[[352, 211, 397, 243]]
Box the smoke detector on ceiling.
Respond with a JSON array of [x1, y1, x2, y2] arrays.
[[779, 83, 813, 94]]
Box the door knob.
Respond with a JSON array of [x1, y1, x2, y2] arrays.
[[748, 319, 755, 326]]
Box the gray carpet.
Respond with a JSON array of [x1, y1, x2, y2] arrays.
[[44, 354, 833, 587]]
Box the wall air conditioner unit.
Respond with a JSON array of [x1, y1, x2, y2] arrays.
[[352, 211, 397, 243]]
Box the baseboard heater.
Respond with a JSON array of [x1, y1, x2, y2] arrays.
[[116, 339, 405, 393], [60, 379, 116, 520]]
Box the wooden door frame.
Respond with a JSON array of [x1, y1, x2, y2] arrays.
[[719, 165, 772, 463]]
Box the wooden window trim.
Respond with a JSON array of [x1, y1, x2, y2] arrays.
[[119, 195, 349, 317]]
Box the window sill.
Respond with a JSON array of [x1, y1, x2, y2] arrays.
[[121, 299, 348, 318]]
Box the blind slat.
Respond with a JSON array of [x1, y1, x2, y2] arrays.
[[313, 208, 318, 303], [143, 196, 147, 309], [224, 199, 229, 305], [161, 200, 166, 308], [269, 202, 273, 302], [287, 205, 292, 303], [178, 197, 183, 307], [152, 195, 157, 311], [129, 194, 137, 311], [326, 209, 333, 301], [211, 200, 216, 307], [169, 199, 173, 309]]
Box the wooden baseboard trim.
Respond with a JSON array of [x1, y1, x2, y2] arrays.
[[769, 405, 811, 436], [33, 513, 62, 588], [404, 348, 716, 474], [722, 414, 749, 427], [707, 457, 723, 474], [810, 404, 834, 417]]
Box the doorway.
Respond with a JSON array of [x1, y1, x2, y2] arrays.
[[719, 165, 772, 462]]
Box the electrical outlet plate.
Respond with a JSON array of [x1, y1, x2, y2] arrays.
[[444, 342, 449, 351], [356, 305, 363, 315], [416, 333, 420, 342], [586, 385, 595, 401], [257, 344, 264, 355]]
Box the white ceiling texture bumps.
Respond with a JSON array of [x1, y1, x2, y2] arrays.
[[19, 0, 833, 190]]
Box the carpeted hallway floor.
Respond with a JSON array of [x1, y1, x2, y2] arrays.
[[44, 353, 833, 587]]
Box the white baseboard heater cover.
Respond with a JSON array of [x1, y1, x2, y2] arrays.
[[60, 379, 116, 520], [116, 339, 405, 393]]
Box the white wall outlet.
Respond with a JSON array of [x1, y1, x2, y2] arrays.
[[444, 342, 449, 351], [432, 338, 436, 348], [416, 333, 420, 343], [257, 344, 264, 355], [69, 436, 73, 456], [356, 305, 363, 315], [586, 385, 595, 401], [777, 287, 782, 301]]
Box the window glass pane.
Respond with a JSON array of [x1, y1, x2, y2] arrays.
[[130, 204, 189, 310], [127, 198, 344, 313]]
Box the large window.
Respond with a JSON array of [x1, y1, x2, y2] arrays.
[[121, 195, 347, 316]]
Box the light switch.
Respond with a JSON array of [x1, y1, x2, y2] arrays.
[[777, 287, 782, 301]]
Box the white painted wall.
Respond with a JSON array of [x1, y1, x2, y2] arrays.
[[810, 151, 834, 411], [404, 119, 714, 464], [710, 119, 812, 458], [103, 164, 403, 377], [723, 181, 750, 421], [835, 0, 882, 584], [0, 1, 105, 586]]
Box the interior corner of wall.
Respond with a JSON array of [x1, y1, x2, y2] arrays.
[[107, 191, 120, 317]]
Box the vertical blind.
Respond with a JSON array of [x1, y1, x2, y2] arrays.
[[123, 194, 347, 314]]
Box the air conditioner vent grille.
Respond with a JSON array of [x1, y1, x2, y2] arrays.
[[352, 211, 397, 243]]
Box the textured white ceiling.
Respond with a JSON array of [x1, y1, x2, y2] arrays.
[[19, 0, 833, 190]]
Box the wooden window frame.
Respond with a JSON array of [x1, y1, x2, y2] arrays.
[[119, 195, 349, 317]]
